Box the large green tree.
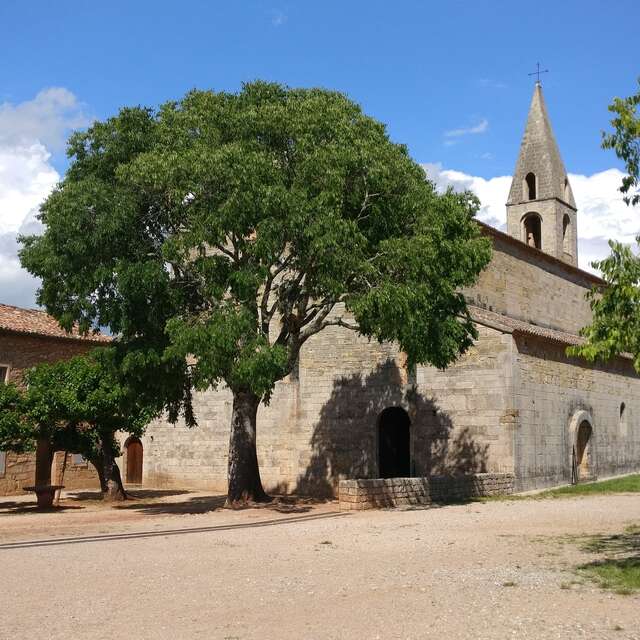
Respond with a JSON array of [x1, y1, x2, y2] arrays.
[[20, 82, 491, 504], [570, 80, 640, 367]]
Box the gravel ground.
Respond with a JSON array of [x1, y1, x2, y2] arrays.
[[1, 490, 639, 639]]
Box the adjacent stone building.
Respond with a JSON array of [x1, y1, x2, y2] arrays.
[[130, 84, 638, 495], [0, 304, 108, 495]]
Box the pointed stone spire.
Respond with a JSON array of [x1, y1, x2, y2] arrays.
[[506, 83, 578, 266], [508, 83, 576, 207]]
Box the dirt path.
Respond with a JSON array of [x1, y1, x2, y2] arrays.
[[1, 491, 639, 639]]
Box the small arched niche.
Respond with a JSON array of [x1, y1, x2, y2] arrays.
[[378, 407, 411, 478], [562, 214, 572, 254], [524, 172, 537, 200], [522, 212, 542, 250], [620, 402, 628, 438]]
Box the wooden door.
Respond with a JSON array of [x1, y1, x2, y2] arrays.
[[126, 439, 143, 484]]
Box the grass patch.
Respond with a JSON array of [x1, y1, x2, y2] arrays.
[[480, 474, 640, 503], [573, 525, 640, 595], [578, 559, 640, 595], [537, 474, 640, 499]]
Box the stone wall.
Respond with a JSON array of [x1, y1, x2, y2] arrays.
[[338, 473, 514, 510], [466, 230, 598, 335], [414, 324, 515, 478], [429, 473, 515, 502], [143, 321, 515, 496], [512, 335, 640, 490], [139, 229, 640, 495], [0, 331, 101, 496]]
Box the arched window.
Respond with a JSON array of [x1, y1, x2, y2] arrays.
[[562, 214, 571, 254], [522, 213, 542, 250], [525, 172, 537, 200]]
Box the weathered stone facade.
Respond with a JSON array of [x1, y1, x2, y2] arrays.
[[0, 309, 106, 496], [135, 83, 640, 499]]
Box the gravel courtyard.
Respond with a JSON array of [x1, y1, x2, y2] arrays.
[[1, 490, 639, 640]]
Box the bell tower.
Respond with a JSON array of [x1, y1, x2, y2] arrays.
[[506, 82, 578, 266]]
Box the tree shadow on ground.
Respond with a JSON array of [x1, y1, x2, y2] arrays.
[[295, 359, 489, 497], [0, 499, 84, 515], [575, 526, 640, 594], [67, 488, 192, 502], [113, 493, 322, 516]]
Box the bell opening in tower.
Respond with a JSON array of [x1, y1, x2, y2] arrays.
[[522, 213, 542, 249]]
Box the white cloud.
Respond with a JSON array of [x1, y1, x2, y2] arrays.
[[444, 118, 489, 139], [422, 162, 511, 230], [0, 88, 89, 151], [0, 88, 89, 308], [422, 163, 640, 274]]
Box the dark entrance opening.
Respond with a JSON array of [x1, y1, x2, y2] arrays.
[[575, 421, 592, 481], [125, 437, 143, 484], [378, 407, 411, 478]]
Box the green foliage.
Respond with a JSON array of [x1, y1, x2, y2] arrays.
[[569, 80, 640, 368], [0, 349, 157, 460], [602, 78, 640, 206], [568, 242, 640, 370], [20, 81, 491, 407], [0, 383, 35, 453]]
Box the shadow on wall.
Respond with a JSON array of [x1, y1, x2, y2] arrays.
[[295, 360, 488, 497]]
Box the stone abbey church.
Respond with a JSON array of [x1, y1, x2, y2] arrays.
[[134, 83, 640, 496]]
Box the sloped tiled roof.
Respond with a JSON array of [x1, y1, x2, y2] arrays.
[[0, 303, 110, 343], [469, 304, 583, 347]]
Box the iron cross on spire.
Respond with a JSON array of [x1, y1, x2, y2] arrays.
[[528, 62, 549, 85]]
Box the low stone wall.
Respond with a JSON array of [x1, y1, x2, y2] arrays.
[[429, 473, 515, 503], [338, 478, 431, 510], [338, 473, 514, 511]]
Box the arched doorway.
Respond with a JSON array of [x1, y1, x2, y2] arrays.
[[568, 410, 595, 484], [575, 421, 592, 480], [378, 407, 411, 478], [125, 437, 143, 484]]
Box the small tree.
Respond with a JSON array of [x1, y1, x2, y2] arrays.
[[20, 82, 492, 504], [0, 350, 156, 501], [570, 80, 640, 366]]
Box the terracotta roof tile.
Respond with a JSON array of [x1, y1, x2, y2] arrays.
[[469, 304, 584, 346], [0, 303, 110, 343]]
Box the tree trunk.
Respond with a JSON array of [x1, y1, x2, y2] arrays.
[[100, 440, 127, 502], [35, 437, 53, 486], [226, 390, 270, 506]]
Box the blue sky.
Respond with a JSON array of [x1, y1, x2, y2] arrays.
[[1, 1, 639, 306]]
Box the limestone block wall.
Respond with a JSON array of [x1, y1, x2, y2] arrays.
[[414, 324, 515, 477], [142, 322, 404, 494], [512, 335, 640, 490], [466, 231, 597, 335], [338, 478, 431, 510], [338, 473, 514, 510], [429, 473, 515, 502], [143, 321, 515, 496]]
